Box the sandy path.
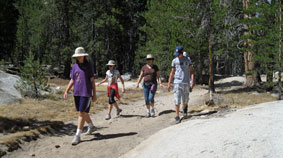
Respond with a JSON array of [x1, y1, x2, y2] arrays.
[[3, 88, 207, 158]]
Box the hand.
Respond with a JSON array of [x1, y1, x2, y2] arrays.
[[122, 87, 125, 93], [96, 83, 100, 87], [136, 83, 139, 88], [92, 95, 97, 102], [159, 83, 164, 88], [167, 84, 171, 92], [64, 91, 68, 99], [190, 81, 194, 89]]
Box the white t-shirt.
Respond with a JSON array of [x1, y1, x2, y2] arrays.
[[106, 70, 120, 85], [171, 57, 192, 84]]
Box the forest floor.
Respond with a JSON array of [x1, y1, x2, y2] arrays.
[[0, 76, 278, 158]]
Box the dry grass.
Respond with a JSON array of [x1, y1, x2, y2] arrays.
[[188, 87, 278, 114]]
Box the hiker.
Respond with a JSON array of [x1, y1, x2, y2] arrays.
[[64, 47, 97, 145], [136, 54, 164, 117], [168, 46, 194, 124], [96, 60, 125, 120]]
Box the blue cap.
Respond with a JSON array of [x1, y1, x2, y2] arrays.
[[174, 46, 183, 56]]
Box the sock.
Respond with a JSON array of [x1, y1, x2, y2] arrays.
[[76, 129, 82, 136], [147, 109, 150, 113], [183, 106, 188, 113]]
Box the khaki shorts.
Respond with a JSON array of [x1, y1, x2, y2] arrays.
[[173, 83, 190, 105]]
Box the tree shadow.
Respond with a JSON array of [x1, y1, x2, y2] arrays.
[[215, 81, 243, 88], [119, 114, 145, 118], [0, 116, 107, 137], [82, 132, 138, 142], [217, 86, 260, 94], [158, 110, 175, 116]]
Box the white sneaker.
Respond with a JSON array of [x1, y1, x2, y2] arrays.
[[85, 126, 96, 135], [105, 114, 111, 120], [146, 112, 151, 118], [72, 135, 80, 145], [150, 108, 155, 117]]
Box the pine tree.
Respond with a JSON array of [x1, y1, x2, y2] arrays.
[[242, 0, 281, 89], [16, 52, 48, 98]]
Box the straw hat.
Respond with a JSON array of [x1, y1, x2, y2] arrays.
[[106, 60, 116, 66], [146, 54, 154, 60], [72, 47, 89, 57]]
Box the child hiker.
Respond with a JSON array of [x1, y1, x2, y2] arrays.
[[64, 47, 97, 145], [96, 60, 125, 120]]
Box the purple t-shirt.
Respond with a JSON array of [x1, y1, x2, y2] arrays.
[[71, 63, 94, 97]]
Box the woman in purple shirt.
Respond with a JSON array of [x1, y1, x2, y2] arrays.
[[64, 47, 97, 145]]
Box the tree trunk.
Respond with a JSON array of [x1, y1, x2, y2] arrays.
[[209, 40, 215, 93], [279, 0, 282, 100], [243, 0, 258, 87]]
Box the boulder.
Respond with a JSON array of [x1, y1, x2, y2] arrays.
[[121, 72, 132, 81], [0, 70, 22, 105]]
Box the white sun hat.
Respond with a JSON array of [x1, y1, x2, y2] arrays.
[[106, 60, 116, 66], [72, 47, 89, 57], [146, 54, 154, 60]]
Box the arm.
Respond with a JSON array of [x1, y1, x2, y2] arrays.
[[118, 74, 125, 93], [189, 65, 194, 89], [90, 77, 97, 102], [96, 76, 108, 86], [156, 71, 164, 88], [167, 67, 175, 92], [64, 79, 74, 99], [136, 71, 144, 88]]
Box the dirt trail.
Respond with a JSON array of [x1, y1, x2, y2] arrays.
[[3, 88, 207, 158]]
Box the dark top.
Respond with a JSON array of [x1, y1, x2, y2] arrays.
[[142, 64, 159, 84]]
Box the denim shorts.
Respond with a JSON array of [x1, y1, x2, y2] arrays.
[[173, 83, 190, 105], [74, 96, 91, 113]]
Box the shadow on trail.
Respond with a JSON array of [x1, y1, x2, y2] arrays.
[[215, 81, 243, 88], [0, 116, 107, 137], [83, 132, 138, 142], [119, 114, 145, 118], [158, 110, 175, 116]]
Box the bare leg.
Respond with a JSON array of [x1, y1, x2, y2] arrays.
[[183, 104, 188, 112], [113, 102, 120, 110], [77, 112, 85, 130], [175, 105, 180, 117], [84, 112, 92, 124], [108, 104, 113, 115], [150, 103, 154, 108]]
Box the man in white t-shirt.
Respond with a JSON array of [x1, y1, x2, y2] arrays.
[[168, 46, 194, 124]]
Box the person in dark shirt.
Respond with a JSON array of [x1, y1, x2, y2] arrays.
[[136, 54, 164, 117]]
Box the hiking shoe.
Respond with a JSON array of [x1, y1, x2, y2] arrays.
[[146, 112, 151, 118], [175, 116, 181, 124], [72, 135, 80, 145], [150, 108, 155, 117], [105, 114, 111, 120], [117, 109, 122, 116], [85, 126, 96, 135]]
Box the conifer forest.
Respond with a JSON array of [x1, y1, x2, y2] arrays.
[[0, 0, 282, 95]]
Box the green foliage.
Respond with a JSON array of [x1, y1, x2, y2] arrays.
[[241, 0, 281, 86], [0, 0, 18, 62], [138, 0, 243, 80], [16, 52, 49, 98]]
